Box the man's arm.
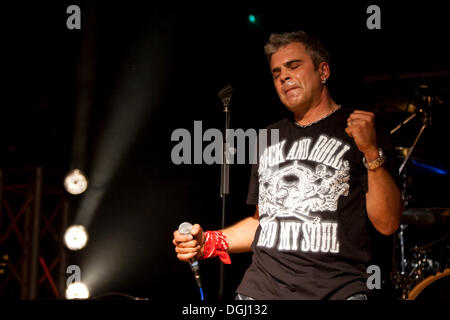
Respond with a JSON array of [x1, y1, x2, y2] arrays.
[[346, 110, 403, 236], [173, 206, 259, 262], [364, 150, 403, 235], [223, 206, 259, 253]]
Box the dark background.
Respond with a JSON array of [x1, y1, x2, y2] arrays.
[[1, 1, 449, 300]]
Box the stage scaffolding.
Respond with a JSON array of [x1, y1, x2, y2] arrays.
[[0, 167, 69, 299]]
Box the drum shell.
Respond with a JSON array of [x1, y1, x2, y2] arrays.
[[406, 268, 450, 300]]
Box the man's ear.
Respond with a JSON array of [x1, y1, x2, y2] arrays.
[[319, 62, 330, 80]]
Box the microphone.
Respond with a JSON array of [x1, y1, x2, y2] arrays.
[[178, 222, 202, 289], [218, 85, 233, 111]]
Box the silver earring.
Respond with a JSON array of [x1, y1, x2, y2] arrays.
[[321, 78, 326, 84]]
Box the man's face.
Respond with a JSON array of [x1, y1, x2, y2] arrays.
[[270, 42, 326, 113]]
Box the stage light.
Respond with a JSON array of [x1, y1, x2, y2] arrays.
[[248, 13, 263, 29], [64, 169, 88, 195], [64, 225, 89, 250], [66, 282, 90, 299]]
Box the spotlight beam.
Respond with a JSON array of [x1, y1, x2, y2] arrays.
[[73, 12, 175, 229], [70, 8, 177, 295]]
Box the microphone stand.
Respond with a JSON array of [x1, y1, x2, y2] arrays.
[[218, 85, 233, 301]]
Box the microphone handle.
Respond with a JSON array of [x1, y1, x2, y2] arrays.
[[190, 258, 199, 272], [190, 259, 202, 288], [178, 222, 202, 288]]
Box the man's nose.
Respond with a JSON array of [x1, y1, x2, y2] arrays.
[[280, 69, 292, 83]]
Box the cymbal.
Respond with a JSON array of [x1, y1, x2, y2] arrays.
[[395, 146, 411, 158], [401, 207, 450, 227], [395, 146, 427, 159]]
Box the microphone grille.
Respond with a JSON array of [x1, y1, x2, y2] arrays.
[[178, 222, 193, 235], [218, 85, 233, 101]]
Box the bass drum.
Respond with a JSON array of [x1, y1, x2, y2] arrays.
[[406, 268, 450, 300]]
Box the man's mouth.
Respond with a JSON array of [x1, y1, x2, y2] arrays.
[[284, 86, 300, 95]]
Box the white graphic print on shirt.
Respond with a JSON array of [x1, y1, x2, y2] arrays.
[[256, 134, 351, 254]]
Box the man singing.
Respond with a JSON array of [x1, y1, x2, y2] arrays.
[[172, 31, 402, 300]]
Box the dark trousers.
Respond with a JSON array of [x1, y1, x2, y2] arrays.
[[235, 292, 369, 300]]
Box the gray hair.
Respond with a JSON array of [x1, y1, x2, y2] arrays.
[[264, 31, 330, 70]]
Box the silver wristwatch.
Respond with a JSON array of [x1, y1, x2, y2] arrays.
[[362, 148, 386, 170]]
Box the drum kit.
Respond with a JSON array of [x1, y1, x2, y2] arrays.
[[390, 208, 449, 300], [386, 85, 449, 300]]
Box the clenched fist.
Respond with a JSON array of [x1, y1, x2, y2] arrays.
[[172, 223, 205, 262], [345, 110, 379, 161]]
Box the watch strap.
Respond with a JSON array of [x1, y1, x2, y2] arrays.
[[363, 148, 386, 170]]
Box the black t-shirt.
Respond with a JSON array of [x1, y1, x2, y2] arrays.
[[236, 106, 398, 300]]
